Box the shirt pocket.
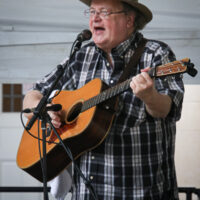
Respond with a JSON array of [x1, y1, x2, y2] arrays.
[[118, 91, 147, 127]]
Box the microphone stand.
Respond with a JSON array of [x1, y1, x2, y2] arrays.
[[24, 30, 92, 200], [24, 43, 79, 200], [26, 29, 92, 131], [40, 112, 49, 200], [25, 65, 65, 200], [25, 65, 64, 131], [44, 114, 99, 200]]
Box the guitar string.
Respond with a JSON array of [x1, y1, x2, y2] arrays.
[[20, 61, 186, 144], [82, 78, 132, 112], [81, 60, 187, 112]]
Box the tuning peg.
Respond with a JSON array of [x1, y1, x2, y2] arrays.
[[188, 62, 194, 68], [182, 60, 198, 77], [187, 64, 198, 77]]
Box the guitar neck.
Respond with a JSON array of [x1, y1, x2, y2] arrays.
[[82, 78, 132, 112], [81, 65, 159, 112], [81, 58, 194, 112]]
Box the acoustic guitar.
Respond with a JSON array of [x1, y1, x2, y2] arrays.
[[16, 58, 197, 182]]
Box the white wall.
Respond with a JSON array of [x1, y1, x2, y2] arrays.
[[176, 85, 200, 185], [0, 0, 200, 200], [176, 85, 200, 200]]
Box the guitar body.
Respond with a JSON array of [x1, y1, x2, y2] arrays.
[[16, 78, 118, 182]]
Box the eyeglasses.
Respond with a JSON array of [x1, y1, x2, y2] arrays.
[[84, 8, 127, 19]]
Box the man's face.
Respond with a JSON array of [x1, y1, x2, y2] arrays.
[[89, 0, 135, 53]]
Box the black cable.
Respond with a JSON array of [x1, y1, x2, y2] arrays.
[[19, 30, 96, 199], [20, 111, 59, 145], [46, 116, 99, 200], [37, 119, 44, 182], [20, 111, 98, 200]]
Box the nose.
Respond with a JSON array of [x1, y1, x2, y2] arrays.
[[91, 11, 102, 20]]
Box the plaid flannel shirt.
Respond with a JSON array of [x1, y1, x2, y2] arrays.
[[34, 32, 184, 200]]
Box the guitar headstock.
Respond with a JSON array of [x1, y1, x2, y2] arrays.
[[149, 58, 198, 78]]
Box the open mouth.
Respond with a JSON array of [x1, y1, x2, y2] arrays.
[[94, 26, 105, 34]]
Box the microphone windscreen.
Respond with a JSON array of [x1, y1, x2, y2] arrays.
[[77, 29, 92, 42]]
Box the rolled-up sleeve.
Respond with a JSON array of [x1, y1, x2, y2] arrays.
[[156, 75, 184, 121], [151, 42, 184, 122]]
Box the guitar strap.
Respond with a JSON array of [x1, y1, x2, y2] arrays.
[[117, 37, 147, 83]]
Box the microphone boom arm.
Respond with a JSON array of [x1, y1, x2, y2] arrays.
[[25, 65, 64, 130], [25, 29, 92, 131]]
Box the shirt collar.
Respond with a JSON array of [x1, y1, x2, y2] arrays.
[[111, 31, 143, 56], [94, 31, 143, 57], [112, 32, 136, 56]]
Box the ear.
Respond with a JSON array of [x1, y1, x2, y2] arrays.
[[126, 13, 135, 29]]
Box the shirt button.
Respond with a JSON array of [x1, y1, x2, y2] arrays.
[[90, 176, 94, 180], [106, 62, 110, 67], [91, 156, 95, 160], [110, 79, 114, 84]]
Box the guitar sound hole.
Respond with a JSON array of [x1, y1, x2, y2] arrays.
[[66, 101, 83, 124]]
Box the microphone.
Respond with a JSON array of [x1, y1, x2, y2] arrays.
[[23, 104, 62, 114], [76, 29, 92, 42], [73, 29, 92, 53]]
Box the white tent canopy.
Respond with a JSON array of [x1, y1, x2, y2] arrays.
[[0, 0, 200, 82], [0, 0, 200, 83]]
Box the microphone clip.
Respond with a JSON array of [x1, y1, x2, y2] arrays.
[[23, 104, 62, 114], [71, 29, 92, 55]]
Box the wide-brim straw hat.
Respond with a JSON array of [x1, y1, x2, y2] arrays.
[[80, 0, 152, 29]]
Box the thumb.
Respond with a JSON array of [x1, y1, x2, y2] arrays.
[[141, 67, 150, 73]]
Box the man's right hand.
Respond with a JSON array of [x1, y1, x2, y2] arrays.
[[23, 90, 63, 128]]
